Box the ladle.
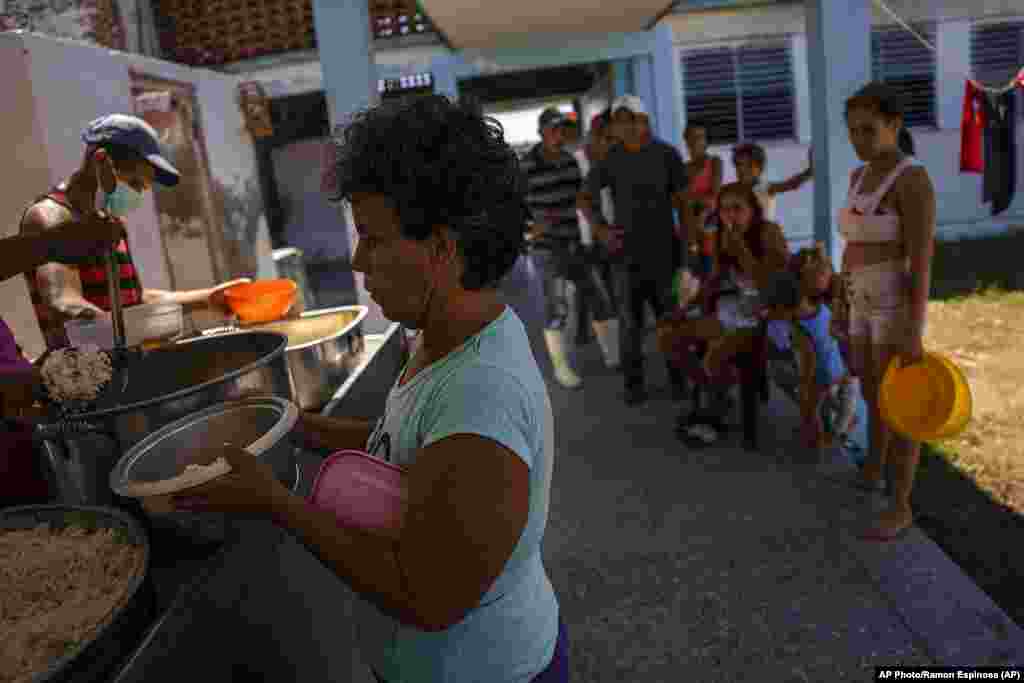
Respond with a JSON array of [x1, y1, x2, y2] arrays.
[[105, 249, 127, 352]]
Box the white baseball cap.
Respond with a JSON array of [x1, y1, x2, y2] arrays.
[[612, 95, 647, 117]]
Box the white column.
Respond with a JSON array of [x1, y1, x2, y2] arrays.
[[311, 0, 387, 330], [790, 33, 812, 144], [652, 23, 682, 148], [633, 55, 657, 137], [804, 0, 872, 267], [936, 19, 971, 131], [311, 0, 378, 127]]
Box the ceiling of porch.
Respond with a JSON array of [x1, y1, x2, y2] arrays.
[[419, 0, 786, 49]]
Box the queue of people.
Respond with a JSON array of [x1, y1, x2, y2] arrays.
[[552, 82, 931, 542]]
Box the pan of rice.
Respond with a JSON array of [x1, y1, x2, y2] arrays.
[[0, 505, 153, 683]]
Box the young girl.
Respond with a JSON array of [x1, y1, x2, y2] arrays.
[[761, 247, 866, 461], [681, 120, 723, 278], [841, 82, 935, 541]]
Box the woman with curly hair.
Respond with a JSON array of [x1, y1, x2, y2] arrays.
[[172, 96, 568, 682]]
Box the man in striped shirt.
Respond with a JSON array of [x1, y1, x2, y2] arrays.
[[19, 115, 243, 351], [521, 108, 618, 389]]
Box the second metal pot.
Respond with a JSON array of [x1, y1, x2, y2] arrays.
[[202, 306, 369, 412]]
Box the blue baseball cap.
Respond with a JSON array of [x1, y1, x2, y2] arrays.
[[81, 114, 181, 187]]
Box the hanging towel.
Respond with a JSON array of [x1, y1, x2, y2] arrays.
[[981, 89, 1017, 216], [960, 80, 985, 174]]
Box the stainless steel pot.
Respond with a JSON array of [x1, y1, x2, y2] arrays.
[[36, 332, 293, 508], [201, 306, 368, 412]]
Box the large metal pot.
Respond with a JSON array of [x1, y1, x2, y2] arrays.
[[36, 331, 292, 508], [202, 306, 368, 412]]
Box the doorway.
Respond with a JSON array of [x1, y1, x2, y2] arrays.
[[129, 69, 230, 331]]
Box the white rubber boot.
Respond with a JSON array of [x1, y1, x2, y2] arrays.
[[591, 318, 621, 369], [544, 329, 583, 389]]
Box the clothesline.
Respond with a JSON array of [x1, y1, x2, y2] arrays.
[[872, 0, 1024, 95]]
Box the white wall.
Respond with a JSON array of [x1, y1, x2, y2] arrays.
[[0, 34, 53, 356], [1, 32, 276, 357], [669, 6, 1024, 245]]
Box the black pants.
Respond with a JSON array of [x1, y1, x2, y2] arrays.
[[532, 240, 616, 331], [613, 262, 686, 391]]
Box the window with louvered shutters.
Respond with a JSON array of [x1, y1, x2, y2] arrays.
[[871, 23, 937, 129], [971, 19, 1024, 116], [682, 40, 796, 146]]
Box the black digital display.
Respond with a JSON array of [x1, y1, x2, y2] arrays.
[[378, 73, 434, 94]]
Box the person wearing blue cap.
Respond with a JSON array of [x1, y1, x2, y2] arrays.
[[18, 114, 245, 350]]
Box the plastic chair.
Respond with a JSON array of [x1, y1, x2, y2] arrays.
[[664, 274, 769, 449]]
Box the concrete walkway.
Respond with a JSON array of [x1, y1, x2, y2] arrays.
[[496, 255, 1024, 681]]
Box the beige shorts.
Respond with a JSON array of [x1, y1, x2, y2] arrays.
[[845, 261, 912, 345]]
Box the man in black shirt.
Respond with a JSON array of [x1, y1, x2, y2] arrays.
[[522, 108, 618, 389], [580, 95, 690, 405]]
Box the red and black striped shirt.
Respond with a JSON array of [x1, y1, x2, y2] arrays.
[[19, 188, 143, 350]]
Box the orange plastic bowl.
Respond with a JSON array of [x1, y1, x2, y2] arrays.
[[223, 279, 297, 323]]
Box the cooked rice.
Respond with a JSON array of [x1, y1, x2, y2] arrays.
[[0, 524, 144, 683], [40, 349, 113, 404]]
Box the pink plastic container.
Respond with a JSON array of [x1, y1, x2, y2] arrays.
[[309, 450, 407, 538]]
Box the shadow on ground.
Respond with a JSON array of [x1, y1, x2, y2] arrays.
[[930, 230, 1024, 300], [914, 444, 1024, 628], [918, 230, 1024, 627]]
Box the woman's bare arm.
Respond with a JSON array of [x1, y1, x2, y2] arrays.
[[894, 167, 936, 337], [292, 412, 376, 453]]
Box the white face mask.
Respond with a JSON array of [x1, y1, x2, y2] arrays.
[[104, 180, 145, 216]]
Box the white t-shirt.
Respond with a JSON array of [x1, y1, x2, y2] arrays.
[[358, 306, 559, 682]]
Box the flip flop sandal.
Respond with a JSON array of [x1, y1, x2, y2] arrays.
[[682, 423, 719, 448], [858, 523, 912, 542]]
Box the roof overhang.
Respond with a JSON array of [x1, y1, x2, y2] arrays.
[[420, 0, 676, 50]]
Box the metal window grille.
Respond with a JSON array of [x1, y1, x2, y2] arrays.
[[682, 39, 796, 146], [872, 23, 937, 129]]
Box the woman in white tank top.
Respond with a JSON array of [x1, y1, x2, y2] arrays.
[[838, 82, 936, 542]]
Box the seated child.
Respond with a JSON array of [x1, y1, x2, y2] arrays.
[[760, 264, 866, 462], [789, 243, 853, 366]]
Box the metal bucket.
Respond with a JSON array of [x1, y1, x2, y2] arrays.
[[36, 332, 293, 508], [273, 247, 316, 312]]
